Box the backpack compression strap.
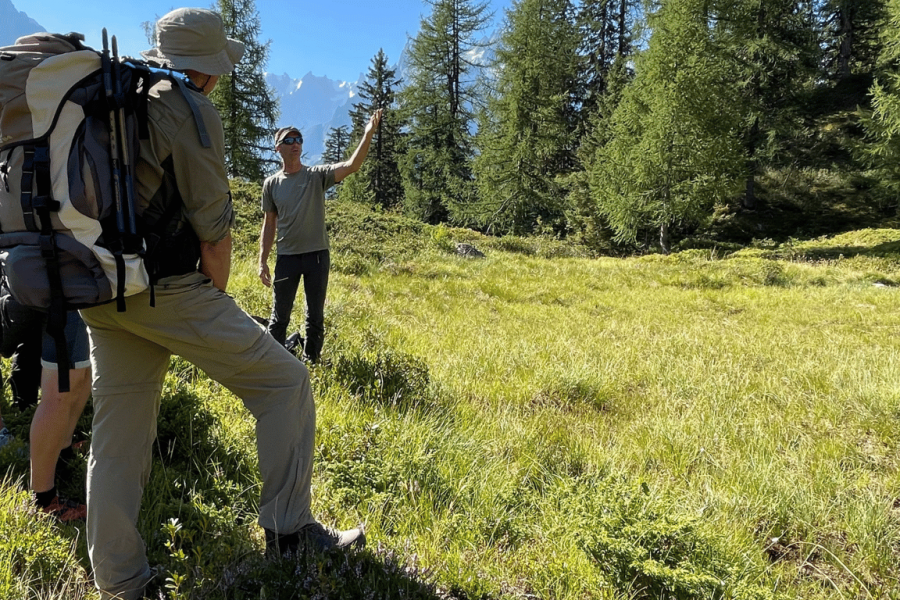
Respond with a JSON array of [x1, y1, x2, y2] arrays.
[[27, 143, 71, 392]]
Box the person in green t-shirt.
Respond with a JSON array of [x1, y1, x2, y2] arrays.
[[258, 109, 382, 362]]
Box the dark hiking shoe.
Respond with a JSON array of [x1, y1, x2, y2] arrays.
[[285, 331, 305, 356], [265, 522, 365, 557], [40, 495, 87, 523], [142, 565, 168, 600]]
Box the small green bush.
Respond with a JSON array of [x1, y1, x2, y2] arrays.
[[0, 482, 91, 599], [562, 476, 781, 600], [324, 345, 431, 412]]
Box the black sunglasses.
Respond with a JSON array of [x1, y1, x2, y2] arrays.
[[279, 136, 303, 146]]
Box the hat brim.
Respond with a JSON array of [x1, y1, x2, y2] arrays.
[[275, 127, 302, 145], [141, 38, 245, 76]]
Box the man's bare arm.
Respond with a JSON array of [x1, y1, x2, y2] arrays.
[[334, 109, 383, 183], [258, 211, 277, 287]]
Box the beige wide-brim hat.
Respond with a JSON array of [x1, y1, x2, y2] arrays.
[[141, 7, 245, 76]]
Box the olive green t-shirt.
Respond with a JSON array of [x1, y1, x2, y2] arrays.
[[261, 165, 337, 256]]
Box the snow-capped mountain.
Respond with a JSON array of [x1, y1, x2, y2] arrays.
[[265, 71, 363, 166], [270, 33, 497, 166], [0, 0, 43, 45]]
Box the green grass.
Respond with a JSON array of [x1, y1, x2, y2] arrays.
[[2, 201, 900, 599]]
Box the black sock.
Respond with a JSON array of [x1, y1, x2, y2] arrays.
[[34, 486, 57, 508]]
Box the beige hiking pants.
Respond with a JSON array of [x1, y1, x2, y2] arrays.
[[81, 272, 317, 600]]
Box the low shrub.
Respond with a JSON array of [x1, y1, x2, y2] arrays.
[[323, 344, 431, 412], [0, 482, 91, 599]]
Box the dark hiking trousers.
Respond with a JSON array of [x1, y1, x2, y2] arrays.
[[268, 250, 330, 362]]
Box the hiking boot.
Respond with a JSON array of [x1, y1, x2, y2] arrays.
[[0, 427, 13, 450], [142, 565, 168, 600], [40, 495, 87, 523], [265, 522, 365, 557]]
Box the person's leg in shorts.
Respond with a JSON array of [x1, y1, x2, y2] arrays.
[[30, 311, 91, 521]]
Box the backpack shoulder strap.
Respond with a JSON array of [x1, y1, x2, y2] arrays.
[[129, 61, 212, 149], [170, 76, 211, 149]]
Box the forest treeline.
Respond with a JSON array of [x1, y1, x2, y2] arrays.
[[217, 0, 900, 254]]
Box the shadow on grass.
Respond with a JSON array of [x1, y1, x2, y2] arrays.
[[206, 544, 468, 600], [790, 240, 900, 261]]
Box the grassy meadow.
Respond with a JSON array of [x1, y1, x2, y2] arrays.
[[2, 199, 900, 599]]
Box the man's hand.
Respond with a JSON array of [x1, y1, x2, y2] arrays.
[[200, 233, 232, 292], [259, 263, 272, 287], [364, 109, 383, 136]]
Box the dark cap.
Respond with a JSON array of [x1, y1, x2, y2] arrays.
[[274, 126, 302, 145]]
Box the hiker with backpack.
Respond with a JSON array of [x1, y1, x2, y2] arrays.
[[258, 109, 382, 363], [47, 9, 363, 599]]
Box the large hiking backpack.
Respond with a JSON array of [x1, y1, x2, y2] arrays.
[[0, 31, 210, 389]]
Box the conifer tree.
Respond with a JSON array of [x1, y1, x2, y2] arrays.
[[820, 0, 887, 81], [323, 125, 352, 164], [590, 0, 743, 252], [577, 0, 639, 117], [472, 0, 580, 234], [400, 0, 490, 223], [343, 50, 405, 209], [862, 0, 900, 193], [323, 125, 351, 199], [211, 0, 280, 181], [567, 55, 632, 251], [712, 0, 820, 210]]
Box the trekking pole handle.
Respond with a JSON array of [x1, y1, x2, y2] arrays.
[[112, 36, 138, 237], [101, 29, 126, 235]]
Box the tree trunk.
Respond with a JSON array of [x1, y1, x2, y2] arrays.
[[659, 222, 670, 254], [744, 169, 756, 211], [743, 116, 759, 210], [838, 7, 853, 80]]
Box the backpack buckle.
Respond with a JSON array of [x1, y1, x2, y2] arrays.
[[38, 232, 57, 259], [32, 195, 61, 212]]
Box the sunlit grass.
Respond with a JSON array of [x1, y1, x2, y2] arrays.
[[2, 211, 900, 599], [317, 240, 900, 599]]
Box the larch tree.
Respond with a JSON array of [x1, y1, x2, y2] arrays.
[[399, 0, 491, 223], [820, 0, 887, 81], [323, 125, 351, 199], [862, 0, 900, 194], [711, 0, 820, 210], [211, 0, 280, 181], [472, 0, 581, 234], [590, 0, 744, 252]]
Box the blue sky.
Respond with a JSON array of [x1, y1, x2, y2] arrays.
[[16, 0, 508, 83]]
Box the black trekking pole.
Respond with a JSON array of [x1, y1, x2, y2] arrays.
[[102, 29, 126, 236], [112, 36, 138, 238], [102, 29, 128, 312]]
